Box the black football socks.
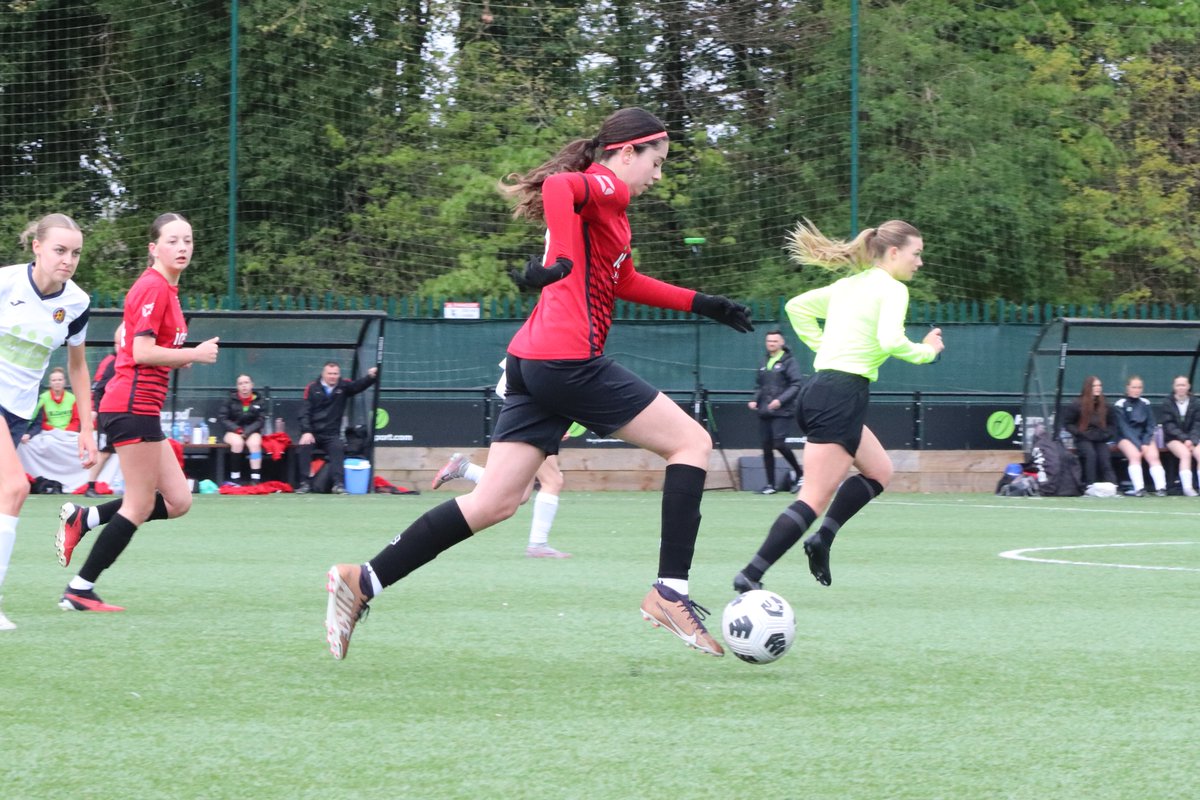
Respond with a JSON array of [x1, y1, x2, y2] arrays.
[[657, 464, 707, 581], [77, 513, 138, 583], [742, 499, 818, 583], [810, 475, 884, 547], [367, 499, 474, 589]]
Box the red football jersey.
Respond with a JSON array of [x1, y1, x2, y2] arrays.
[[507, 162, 695, 360], [100, 268, 187, 416]]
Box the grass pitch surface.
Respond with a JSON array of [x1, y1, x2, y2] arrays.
[[3, 491, 1199, 799]]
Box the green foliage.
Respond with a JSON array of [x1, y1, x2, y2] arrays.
[[0, 1, 1197, 305]]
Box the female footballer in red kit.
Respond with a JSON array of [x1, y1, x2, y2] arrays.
[[325, 108, 754, 660], [57, 213, 219, 611]]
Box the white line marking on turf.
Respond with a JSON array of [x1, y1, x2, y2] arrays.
[[877, 500, 1200, 518], [999, 542, 1200, 572]]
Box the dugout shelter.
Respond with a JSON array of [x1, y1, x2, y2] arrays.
[[1021, 318, 1200, 453], [85, 309, 386, 488]]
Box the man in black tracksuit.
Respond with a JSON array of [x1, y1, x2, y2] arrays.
[[296, 361, 378, 494], [748, 330, 805, 494]]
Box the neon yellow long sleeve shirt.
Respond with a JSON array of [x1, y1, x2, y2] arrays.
[[785, 267, 936, 382]]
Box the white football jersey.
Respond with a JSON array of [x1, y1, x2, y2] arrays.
[[0, 263, 90, 418]]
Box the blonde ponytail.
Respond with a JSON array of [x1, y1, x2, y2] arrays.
[[786, 218, 920, 272]]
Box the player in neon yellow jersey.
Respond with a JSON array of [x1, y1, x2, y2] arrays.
[[734, 219, 944, 590]]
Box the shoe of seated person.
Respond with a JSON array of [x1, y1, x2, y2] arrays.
[[332, 482, 347, 495], [84, 487, 100, 498], [758, 485, 777, 495], [295, 481, 312, 495]]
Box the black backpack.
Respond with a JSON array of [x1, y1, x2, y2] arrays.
[[1030, 432, 1084, 497]]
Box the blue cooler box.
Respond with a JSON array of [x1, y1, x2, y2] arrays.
[[343, 458, 371, 494]]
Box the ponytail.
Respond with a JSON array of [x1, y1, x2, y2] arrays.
[[786, 218, 920, 272]]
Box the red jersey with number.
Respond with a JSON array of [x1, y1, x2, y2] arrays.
[[100, 268, 187, 416], [506, 162, 696, 360]]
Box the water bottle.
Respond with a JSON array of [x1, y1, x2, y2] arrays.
[[201, 420, 209, 443], [171, 420, 182, 441]]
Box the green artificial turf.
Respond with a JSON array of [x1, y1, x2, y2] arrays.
[[2, 492, 1198, 799]]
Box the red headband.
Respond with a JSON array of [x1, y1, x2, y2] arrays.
[[603, 131, 668, 151]]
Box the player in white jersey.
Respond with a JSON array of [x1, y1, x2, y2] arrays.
[[0, 214, 97, 630], [431, 358, 574, 557]]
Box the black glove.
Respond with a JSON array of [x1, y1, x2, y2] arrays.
[[510, 255, 573, 289], [691, 293, 754, 333]]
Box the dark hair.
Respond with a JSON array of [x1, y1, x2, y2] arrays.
[[323, 361, 340, 370], [1076, 375, 1108, 431], [147, 212, 191, 267], [766, 329, 784, 337], [500, 107, 667, 220]]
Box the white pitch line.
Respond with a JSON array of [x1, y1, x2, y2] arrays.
[[998, 542, 1200, 572], [877, 499, 1200, 518]]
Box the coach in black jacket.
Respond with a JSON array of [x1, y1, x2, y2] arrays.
[[748, 330, 806, 494], [296, 361, 378, 494]]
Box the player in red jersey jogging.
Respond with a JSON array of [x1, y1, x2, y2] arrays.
[[56, 213, 219, 612], [325, 107, 753, 660]]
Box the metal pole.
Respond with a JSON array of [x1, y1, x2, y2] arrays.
[[226, 0, 239, 308], [849, 0, 860, 236]]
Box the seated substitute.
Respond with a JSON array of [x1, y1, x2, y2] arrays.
[[1113, 375, 1166, 496], [1160, 374, 1200, 497], [1062, 375, 1118, 487], [218, 373, 266, 485], [21, 367, 80, 443], [296, 361, 378, 494]]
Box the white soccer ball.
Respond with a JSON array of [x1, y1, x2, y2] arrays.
[[721, 589, 796, 664]]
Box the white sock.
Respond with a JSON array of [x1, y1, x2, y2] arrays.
[[528, 492, 559, 546], [1128, 465, 1144, 491], [657, 578, 689, 596], [230, 471, 242, 480], [464, 462, 485, 484], [1149, 464, 1166, 491], [86, 507, 100, 530], [68, 576, 95, 591], [0, 514, 17, 590], [1182, 470, 1196, 495]]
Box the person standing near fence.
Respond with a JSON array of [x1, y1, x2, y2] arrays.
[[0, 214, 96, 630], [732, 219, 943, 592], [1113, 375, 1166, 496], [56, 213, 219, 611], [1062, 376, 1118, 488], [1160, 375, 1200, 497], [748, 329, 805, 494], [324, 107, 753, 660]]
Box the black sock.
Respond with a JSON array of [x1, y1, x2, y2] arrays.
[[87, 480, 96, 491], [657, 463, 707, 581], [77, 513, 138, 583], [367, 500, 474, 589], [149, 492, 170, 522], [814, 475, 884, 546], [743, 500, 818, 582], [92, 498, 124, 530]]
